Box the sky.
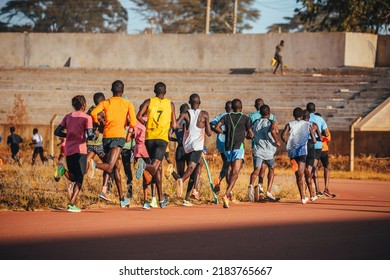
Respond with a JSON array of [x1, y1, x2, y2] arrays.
[[122, 0, 300, 34], [0, 0, 300, 34]]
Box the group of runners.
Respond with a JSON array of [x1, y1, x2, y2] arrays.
[[52, 80, 335, 212]]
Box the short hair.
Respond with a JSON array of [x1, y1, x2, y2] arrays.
[[10, 126, 15, 133], [33, 128, 38, 134], [154, 82, 166, 95], [306, 102, 316, 113], [254, 98, 264, 110], [111, 80, 124, 94], [293, 107, 303, 119], [180, 103, 190, 113], [72, 95, 87, 111], [303, 109, 310, 120], [189, 93, 200, 104], [225, 101, 232, 112], [93, 92, 105, 105], [231, 99, 242, 111], [260, 104, 270, 117]]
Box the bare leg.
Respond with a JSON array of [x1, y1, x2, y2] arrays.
[[225, 159, 243, 197]]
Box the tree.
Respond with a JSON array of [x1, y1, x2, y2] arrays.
[[293, 0, 390, 34], [7, 94, 28, 129], [130, 0, 260, 34], [0, 0, 128, 33]]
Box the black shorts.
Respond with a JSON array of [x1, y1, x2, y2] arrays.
[[293, 155, 307, 164], [66, 153, 87, 186], [319, 151, 329, 168], [306, 145, 321, 167], [102, 138, 125, 154], [175, 146, 186, 162], [87, 144, 105, 158], [145, 139, 168, 161], [185, 150, 203, 164]]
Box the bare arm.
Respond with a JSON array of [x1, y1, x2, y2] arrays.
[[203, 111, 212, 137], [271, 122, 281, 146], [215, 121, 224, 134], [136, 99, 150, 125], [309, 125, 317, 143], [281, 124, 290, 144], [246, 128, 254, 139], [170, 102, 177, 129]]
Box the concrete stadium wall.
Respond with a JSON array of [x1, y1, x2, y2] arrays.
[[376, 35, 390, 67], [1, 32, 388, 69], [345, 33, 377, 67]]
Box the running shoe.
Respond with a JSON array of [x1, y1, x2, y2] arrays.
[[229, 191, 236, 202], [165, 163, 174, 179], [248, 185, 255, 202], [120, 197, 130, 208], [266, 191, 280, 202], [222, 196, 229, 208], [150, 197, 158, 208], [311, 195, 319, 202], [67, 204, 81, 213], [190, 189, 200, 200], [88, 159, 96, 179], [290, 159, 298, 171], [159, 197, 168, 208], [301, 197, 309, 204], [323, 190, 336, 198], [142, 201, 150, 210], [182, 200, 193, 207], [136, 158, 145, 179], [256, 184, 264, 194], [316, 192, 324, 197], [99, 192, 111, 202], [54, 163, 65, 182]]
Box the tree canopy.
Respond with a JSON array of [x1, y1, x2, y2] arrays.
[[0, 0, 128, 32], [130, 0, 260, 34], [269, 0, 390, 34]]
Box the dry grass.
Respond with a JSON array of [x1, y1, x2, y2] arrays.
[[0, 152, 389, 211]]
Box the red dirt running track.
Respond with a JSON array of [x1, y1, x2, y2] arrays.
[[0, 179, 389, 260]]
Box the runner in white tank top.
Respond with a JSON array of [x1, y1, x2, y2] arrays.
[[183, 109, 205, 153]]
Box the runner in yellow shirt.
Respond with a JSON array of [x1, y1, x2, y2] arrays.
[[136, 82, 182, 208]]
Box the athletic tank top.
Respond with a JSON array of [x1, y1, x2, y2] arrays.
[[183, 109, 205, 153], [286, 120, 310, 158], [252, 118, 277, 160], [145, 97, 172, 142]]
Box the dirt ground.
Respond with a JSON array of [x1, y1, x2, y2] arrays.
[[0, 179, 389, 260]]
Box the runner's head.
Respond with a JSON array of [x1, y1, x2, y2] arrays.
[[189, 93, 200, 109], [111, 80, 124, 97], [254, 98, 264, 111], [10, 126, 15, 133], [293, 107, 303, 120], [180, 103, 190, 114], [225, 101, 232, 113], [154, 82, 166, 98], [306, 102, 316, 113], [33, 128, 38, 135], [260, 104, 270, 118], [72, 95, 87, 112], [231, 99, 242, 112], [303, 109, 310, 121], [93, 92, 105, 105]]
